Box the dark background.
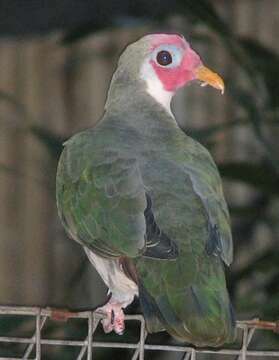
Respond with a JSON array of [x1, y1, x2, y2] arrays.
[[0, 0, 278, 358]]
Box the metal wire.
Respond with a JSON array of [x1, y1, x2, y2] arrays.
[[0, 306, 278, 359]]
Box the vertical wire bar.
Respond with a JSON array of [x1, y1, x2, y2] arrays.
[[247, 327, 256, 344], [139, 317, 145, 360], [77, 316, 100, 360], [236, 326, 256, 360], [87, 312, 93, 360], [77, 344, 87, 360], [35, 310, 41, 360], [241, 326, 248, 360], [23, 316, 47, 359], [131, 332, 148, 360], [190, 349, 196, 360], [182, 352, 191, 360]]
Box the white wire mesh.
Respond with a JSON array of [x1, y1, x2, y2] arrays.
[[0, 306, 278, 359]]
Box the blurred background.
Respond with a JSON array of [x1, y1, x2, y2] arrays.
[[0, 0, 278, 358]]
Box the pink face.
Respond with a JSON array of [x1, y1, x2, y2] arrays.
[[148, 34, 202, 92]]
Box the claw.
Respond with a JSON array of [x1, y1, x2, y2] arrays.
[[114, 314, 125, 335], [111, 309, 115, 325], [97, 301, 125, 335]]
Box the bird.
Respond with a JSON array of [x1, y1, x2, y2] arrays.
[[56, 33, 236, 347]]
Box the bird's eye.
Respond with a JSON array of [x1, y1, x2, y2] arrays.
[[156, 50, 172, 66]]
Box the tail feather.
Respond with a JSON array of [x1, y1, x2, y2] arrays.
[[139, 283, 236, 347], [138, 282, 165, 333]]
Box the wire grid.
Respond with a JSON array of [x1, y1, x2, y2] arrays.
[[0, 306, 279, 360]]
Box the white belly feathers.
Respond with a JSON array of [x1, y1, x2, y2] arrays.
[[84, 247, 138, 307]]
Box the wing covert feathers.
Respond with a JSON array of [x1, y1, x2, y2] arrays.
[[56, 131, 147, 258]]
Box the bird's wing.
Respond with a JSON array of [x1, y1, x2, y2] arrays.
[[56, 129, 177, 259], [142, 138, 232, 267], [135, 142, 234, 345], [183, 157, 233, 266]]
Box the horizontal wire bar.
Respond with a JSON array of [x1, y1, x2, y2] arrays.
[[0, 358, 27, 360], [0, 306, 277, 330], [0, 336, 86, 346], [0, 306, 279, 358], [0, 306, 136, 319], [1, 335, 279, 357]]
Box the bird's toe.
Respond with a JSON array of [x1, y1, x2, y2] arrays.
[[97, 301, 126, 335], [113, 309, 125, 335]]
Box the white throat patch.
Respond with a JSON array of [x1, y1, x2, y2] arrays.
[[140, 61, 174, 117]]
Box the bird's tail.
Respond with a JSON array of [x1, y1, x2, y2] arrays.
[[139, 282, 236, 347]]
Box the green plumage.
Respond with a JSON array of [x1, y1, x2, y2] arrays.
[[56, 36, 236, 347]]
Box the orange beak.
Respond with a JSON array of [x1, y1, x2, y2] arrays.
[[195, 65, 225, 94]]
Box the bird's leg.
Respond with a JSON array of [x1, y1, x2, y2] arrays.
[[97, 300, 125, 335]]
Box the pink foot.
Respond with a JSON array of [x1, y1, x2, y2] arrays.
[[97, 301, 125, 335]]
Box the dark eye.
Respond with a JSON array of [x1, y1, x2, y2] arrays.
[[156, 50, 172, 66]]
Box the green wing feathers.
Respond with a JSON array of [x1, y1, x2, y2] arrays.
[[56, 126, 235, 347], [135, 144, 235, 346], [56, 130, 147, 258]]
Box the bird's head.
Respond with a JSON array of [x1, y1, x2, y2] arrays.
[[106, 33, 224, 114]]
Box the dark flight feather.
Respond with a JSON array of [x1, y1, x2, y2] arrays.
[[143, 194, 179, 260]]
